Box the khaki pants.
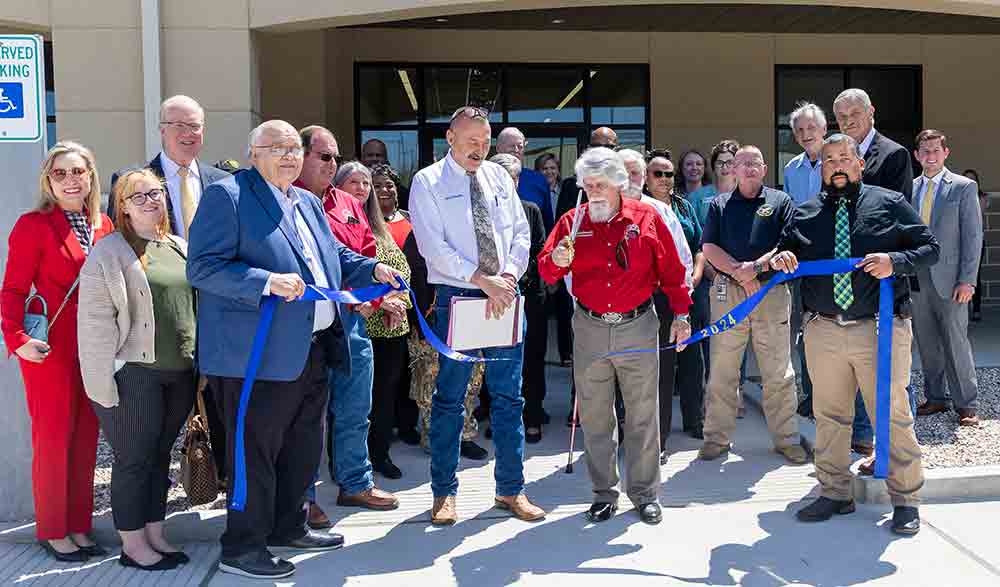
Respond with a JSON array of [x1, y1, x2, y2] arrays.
[[573, 306, 660, 506], [805, 315, 923, 505], [703, 276, 799, 450]]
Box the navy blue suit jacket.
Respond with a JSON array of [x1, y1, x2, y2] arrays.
[[186, 167, 378, 381], [517, 168, 555, 231]]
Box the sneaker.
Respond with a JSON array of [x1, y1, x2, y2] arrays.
[[219, 551, 295, 579]]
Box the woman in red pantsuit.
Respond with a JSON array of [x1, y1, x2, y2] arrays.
[[1, 141, 113, 562]]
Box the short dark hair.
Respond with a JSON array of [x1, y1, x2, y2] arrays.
[[299, 125, 332, 154], [709, 139, 740, 170], [915, 129, 948, 150]]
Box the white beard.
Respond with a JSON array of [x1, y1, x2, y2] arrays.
[[588, 201, 613, 223]]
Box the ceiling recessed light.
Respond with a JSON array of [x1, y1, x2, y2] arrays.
[[552, 19, 565, 24], [435, 18, 448, 23]]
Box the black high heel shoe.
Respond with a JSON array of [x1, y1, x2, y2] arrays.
[[38, 540, 88, 563], [119, 551, 181, 571], [155, 549, 190, 565]]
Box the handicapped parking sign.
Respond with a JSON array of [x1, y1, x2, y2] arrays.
[[0, 83, 24, 119]]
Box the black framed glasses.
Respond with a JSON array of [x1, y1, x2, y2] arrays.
[[450, 106, 490, 121], [615, 238, 629, 271], [651, 170, 675, 178], [127, 188, 165, 206]]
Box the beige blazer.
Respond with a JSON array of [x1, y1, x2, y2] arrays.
[[77, 232, 188, 407]]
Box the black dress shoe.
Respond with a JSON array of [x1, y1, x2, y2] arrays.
[[157, 550, 190, 565], [374, 458, 403, 479], [687, 425, 704, 440], [525, 426, 542, 444], [891, 506, 920, 535], [38, 540, 88, 563], [587, 502, 618, 522], [796, 497, 856, 522], [638, 502, 662, 525], [461, 440, 489, 461], [219, 550, 295, 579], [267, 530, 345, 552], [119, 551, 181, 571], [397, 428, 421, 446], [77, 542, 108, 557]]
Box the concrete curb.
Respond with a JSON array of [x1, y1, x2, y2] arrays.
[[741, 383, 1000, 504]]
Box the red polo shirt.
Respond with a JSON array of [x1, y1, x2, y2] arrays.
[[294, 180, 376, 258], [539, 198, 691, 315]]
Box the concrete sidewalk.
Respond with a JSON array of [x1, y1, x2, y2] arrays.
[[3, 359, 1000, 585]]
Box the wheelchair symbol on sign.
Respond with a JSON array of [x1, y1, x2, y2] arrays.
[[0, 89, 16, 114]]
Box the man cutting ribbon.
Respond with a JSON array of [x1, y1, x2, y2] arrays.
[[539, 147, 691, 525], [771, 133, 939, 535]]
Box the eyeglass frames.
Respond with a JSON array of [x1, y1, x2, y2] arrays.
[[651, 170, 675, 178], [314, 151, 344, 165], [126, 188, 165, 206], [49, 167, 90, 183], [450, 106, 490, 121]]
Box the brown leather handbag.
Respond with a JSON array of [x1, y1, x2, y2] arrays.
[[179, 389, 220, 506]]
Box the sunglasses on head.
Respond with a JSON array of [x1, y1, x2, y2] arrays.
[[651, 170, 675, 178], [450, 106, 490, 121], [645, 148, 672, 162]]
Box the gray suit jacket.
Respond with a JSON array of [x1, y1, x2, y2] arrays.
[[913, 168, 983, 299]]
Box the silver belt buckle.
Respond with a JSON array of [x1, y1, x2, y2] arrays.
[[601, 311, 624, 324], [835, 314, 857, 327]]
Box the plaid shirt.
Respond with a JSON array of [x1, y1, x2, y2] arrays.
[[63, 210, 93, 254]]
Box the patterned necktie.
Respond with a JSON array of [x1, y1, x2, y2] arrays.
[[920, 179, 936, 226], [178, 166, 197, 238], [468, 171, 500, 275], [833, 199, 854, 311]]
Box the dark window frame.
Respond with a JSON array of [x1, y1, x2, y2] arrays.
[[773, 64, 922, 188], [354, 62, 650, 170]]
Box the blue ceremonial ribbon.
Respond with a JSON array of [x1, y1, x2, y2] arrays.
[[230, 277, 500, 511], [607, 258, 895, 480]]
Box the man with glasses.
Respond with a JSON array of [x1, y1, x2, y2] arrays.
[[699, 145, 807, 465], [410, 106, 544, 526], [188, 120, 404, 579], [539, 147, 691, 525]]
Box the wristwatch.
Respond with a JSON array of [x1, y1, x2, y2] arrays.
[[753, 261, 765, 275]]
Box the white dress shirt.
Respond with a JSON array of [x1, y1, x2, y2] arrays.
[[858, 126, 877, 159], [915, 168, 947, 219], [159, 152, 202, 234], [263, 181, 335, 332], [410, 153, 532, 289], [640, 195, 694, 290]]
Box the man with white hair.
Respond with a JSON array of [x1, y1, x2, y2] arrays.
[[539, 147, 692, 525], [496, 127, 554, 229], [832, 88, 913, 201]]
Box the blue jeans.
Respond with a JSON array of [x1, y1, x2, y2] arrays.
[[852, 385, 917, 444], [305, 311, 374, 501], [430, 285, 525, 498]]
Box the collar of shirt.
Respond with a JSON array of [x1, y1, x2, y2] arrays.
[[160, 152, 201, 180], [266, 179, 299, 216], [793, 151, 819, 170], [920, 167, 946, 187], [444, 151, 474, 179], [858, 127, 877, 158], [735, 184, 764, 200]]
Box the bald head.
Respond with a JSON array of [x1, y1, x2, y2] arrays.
[[361, 138, 388, 168], [590, 127, 618, 149]]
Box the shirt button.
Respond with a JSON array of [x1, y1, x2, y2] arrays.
[[607, 283, 611, 287], [607, 263, 612, 268], [607, 304, 612, 308]]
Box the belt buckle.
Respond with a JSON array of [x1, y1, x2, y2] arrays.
[[835, 315, 856, 327], [601, 311, 624, 325]]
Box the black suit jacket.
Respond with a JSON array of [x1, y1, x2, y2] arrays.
[[555, 176, 587, 224], [862, 132, 914, 202], [108, 154, 231, 235], [519, 200, 547, 302]]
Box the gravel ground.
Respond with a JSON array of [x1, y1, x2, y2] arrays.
[[911, 367, 1000, 469], [91, 367, 999, 514]]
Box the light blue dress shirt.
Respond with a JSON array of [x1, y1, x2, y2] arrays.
[[783, 152, 823, 205]]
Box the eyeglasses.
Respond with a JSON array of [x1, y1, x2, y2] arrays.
[[314, 151, 344, 164], [735, 160, 765, 169], [450, 106, 490, 121], [615, 238, 629, 271], [651, 170, 675, 178], [126, 188, 164, 206], [716, 159, 736, 169], [49, 167, 90, 183], [160, 121, 204, 133], [255, 144, 304, 157]]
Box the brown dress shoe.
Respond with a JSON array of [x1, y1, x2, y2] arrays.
[[431, 496, 458, 526], [775, 445, 809, 465], [958, 408, 980, 427], [916, 401, 949, 417], [494, 494, 546, 522], [337, 487, 400, 511], [307, 501, 333, 530]]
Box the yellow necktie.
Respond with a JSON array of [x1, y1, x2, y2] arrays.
[[177, 166, 196, 237], [920, 179, 936, 225]]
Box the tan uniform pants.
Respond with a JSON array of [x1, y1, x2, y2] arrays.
[[703, 275, 799, 450], [573, 306, 661, 507], [804, 315, 923, 505]]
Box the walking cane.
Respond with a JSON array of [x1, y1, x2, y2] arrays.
[[565, 391, 580, 473]]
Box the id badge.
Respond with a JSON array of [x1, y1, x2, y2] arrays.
[[715, 279, 728, 302]]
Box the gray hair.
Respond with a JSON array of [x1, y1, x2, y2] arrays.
[[489, 153, 522, 180], [575, 147, 628, 190], [334, 161, 372, 188], [789, 101, 828, 129], [834, 88, 873, 111], [496, 127, 525, 148], [247, 120, 297, 159], [159, 95, 204, 122], [822, 133, 859, 155], [617, 148, 647, 178]]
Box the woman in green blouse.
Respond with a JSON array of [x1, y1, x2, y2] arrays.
[[356, 176, 412, 479]]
